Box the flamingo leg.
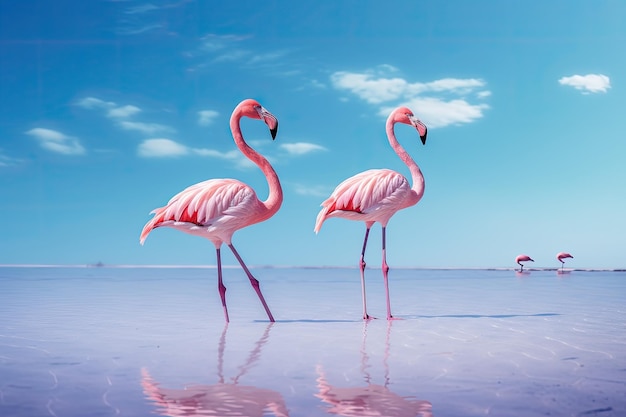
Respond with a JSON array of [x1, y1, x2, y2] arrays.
[[227, 243, 275, 322], [381, 226, 394, 320], [216, 247, 230, 323], [360, 226, 373, 320]]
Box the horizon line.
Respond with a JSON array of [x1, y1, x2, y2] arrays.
[[0, 264, 624, 272]]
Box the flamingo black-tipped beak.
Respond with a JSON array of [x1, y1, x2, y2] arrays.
[[257, 106, 279, 140], [409, 115, 428, 145], [420, 128, 427, 145]]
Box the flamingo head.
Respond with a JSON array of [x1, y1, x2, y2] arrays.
[[237, 99, 279, 139], [393, 106, 428, 145]]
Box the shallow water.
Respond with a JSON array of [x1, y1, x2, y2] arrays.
[[0, 267, 624, 416]]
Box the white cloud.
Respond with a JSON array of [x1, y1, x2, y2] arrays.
[[382, 97, 489, 129], [558, 74, 611, 94], [280, 142, 327, 156], [119, 120, 173, 134], [331, 68, 490, 128], [416, 78, 485, 94], [108, 105, 141, 118], [331, 72, 408, 104], [138, 139, 188, 157], [26, 128, 86, 155], [75, 96, 115, 109], [198, 110, 219, 126], [76, 96, 175, 133]]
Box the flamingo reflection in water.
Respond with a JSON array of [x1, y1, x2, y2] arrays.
[[315, 321, 432, 417], [142, 324, 289, 417]]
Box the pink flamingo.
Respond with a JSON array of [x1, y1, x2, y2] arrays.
[[315, 106, 428, 320], [556, 252, 573, 270], [515, 254, 534, 272], [140, 99, 281, 323]]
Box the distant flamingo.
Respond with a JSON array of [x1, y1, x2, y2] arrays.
[[515, 254, 534, 272], [315, 106, 428, 320], [556, 252, 573, 270], [140, 99, 281, 322]]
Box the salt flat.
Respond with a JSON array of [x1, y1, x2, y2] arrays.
[[0, 267, 624, 416]]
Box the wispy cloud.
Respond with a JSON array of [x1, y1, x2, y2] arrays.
[[138, 138, 188, 157], [187, 33, 291, 74], [280, 142, 327, 156], [330, 66, 490, 128], [293, 183, 331, 198], [76, 96, 174, 133], [113, 0, 192, 35], [0, 149, 22, 167], [137, 139, 253, 168], [119, 120, 173, 134], [558, 74, 611, 94], [108, 105, 141, 118], [192, 148, 239, 160], [198, 110, 219, 126], [26, 128, 86, 155], [76, 96, 140, 119], [75, 97, 115, 109]]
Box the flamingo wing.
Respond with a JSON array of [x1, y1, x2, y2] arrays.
[[315, 169, 411, 232], [140, 179, 259, 244]]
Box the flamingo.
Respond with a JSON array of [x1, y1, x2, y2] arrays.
[[315, 106, 428, 320], [140, 99, 281, 323], [515, 254, 534, 272], [556, 252, 573, 270]]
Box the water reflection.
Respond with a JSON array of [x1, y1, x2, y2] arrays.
[[315, 321, 432, 417], [141, 324, 289, 417]]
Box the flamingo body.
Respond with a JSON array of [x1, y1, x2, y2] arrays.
[[556, 252, 573, 270], [140, 178, 269, 247], [315, 169, 419, 231], [515, 254, 534, 272], [315, 106, 427, 320], [140, 99, 280, 322]]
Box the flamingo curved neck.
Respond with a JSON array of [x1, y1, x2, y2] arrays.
[[386, 117, 425, 200], [230, 112, 283, 216]]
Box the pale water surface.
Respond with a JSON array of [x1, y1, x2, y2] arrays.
[[0, 267, 624, 416]]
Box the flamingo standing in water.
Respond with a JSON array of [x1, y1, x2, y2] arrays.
[[140, 99, 281, 323], [515, 254, 534, 272], [315, 106, 428, 320], [556, 252, 573, 270]]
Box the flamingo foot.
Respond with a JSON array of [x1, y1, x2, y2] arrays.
[[363, 314, 377, 320]]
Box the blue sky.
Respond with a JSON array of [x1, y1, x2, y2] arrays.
[[1, 1, 625, 269]]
